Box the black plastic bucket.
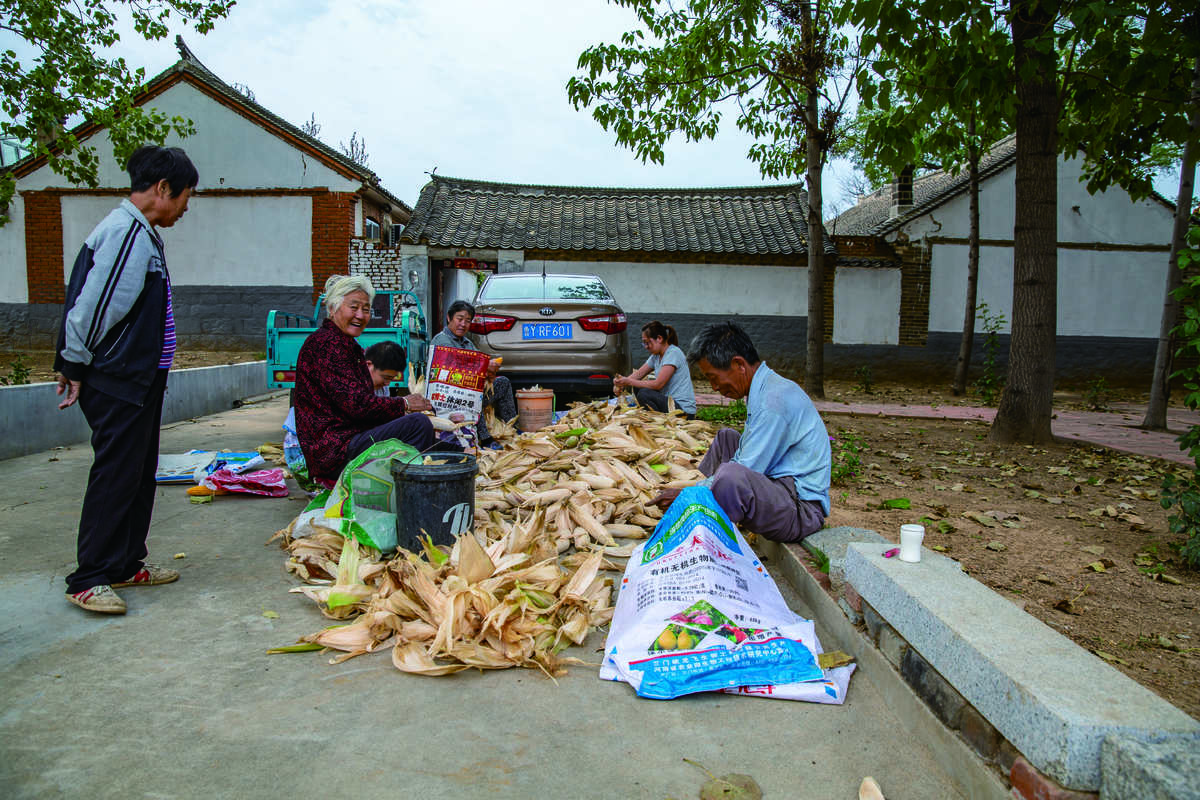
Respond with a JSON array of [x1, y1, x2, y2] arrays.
[[390, 451, 477, 552]]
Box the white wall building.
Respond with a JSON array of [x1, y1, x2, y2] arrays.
[[0, 38, 409, 351], [391, 175, 825, 378], [830, 135, 1180, 381]]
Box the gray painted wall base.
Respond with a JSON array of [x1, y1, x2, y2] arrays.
[[0, 286, 312, 351], [1, 299, 1156, 381], [0, 303, 61, 351], [625, 313, 1155, 385], [0, 361, 270, 461]]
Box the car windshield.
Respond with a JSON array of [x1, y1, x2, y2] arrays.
[[478, 275, 612, 302]]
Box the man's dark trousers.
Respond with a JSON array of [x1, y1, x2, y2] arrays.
[[66, 369, 168, 593]]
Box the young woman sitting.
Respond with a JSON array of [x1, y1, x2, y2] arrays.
[[613, 320, 696, 417]]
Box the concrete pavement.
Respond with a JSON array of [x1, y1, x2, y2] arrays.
[[0, 395, 968, 800]]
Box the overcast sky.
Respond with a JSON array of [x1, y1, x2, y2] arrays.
[[60, 0, 859, 210], [2, 0, 1181, 209]]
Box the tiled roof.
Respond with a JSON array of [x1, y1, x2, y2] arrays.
[[836, 254, 898, 268], [10, 37, 411, 216], [830, 136, 1017, 237], [168, 39, 411, 215], [401, 175, 837, 256]]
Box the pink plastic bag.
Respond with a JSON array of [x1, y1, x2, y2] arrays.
[[203, 467, 289, 497]]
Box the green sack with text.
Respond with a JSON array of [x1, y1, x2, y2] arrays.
[[301, 439, 420, 553]]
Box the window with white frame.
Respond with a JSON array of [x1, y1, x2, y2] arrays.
[[364, 217, 381, 240]]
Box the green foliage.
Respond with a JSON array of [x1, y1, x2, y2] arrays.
[[1060, 5, 1200, 201], [1160, 224, 1200, 570], [1159, 473, 1200, 570], [0, 354, 32, 386], [697, 398, 747, 427], [566, 0, 853, 181], [0, 0, 235, 225], [830, 430, 864, 485], [835, 0, 1013, 185], [853, 364, 873, 394], [808, 545, 830, 574], [839, 0, 1199, 206], [973, 302, 1006, 407], [1082, 377, 1111, 412]]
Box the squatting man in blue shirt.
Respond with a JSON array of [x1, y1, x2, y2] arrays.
[[651, 321, 832, 542]]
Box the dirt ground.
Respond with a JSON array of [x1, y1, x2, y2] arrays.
[[690, 376, 1199, 719], [7, 349, 1197, 718], [822, 411, 1198, 720], [0, 349, 262, 385]]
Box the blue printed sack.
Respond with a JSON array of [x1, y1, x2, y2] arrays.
[[599, 486, 854, 703]]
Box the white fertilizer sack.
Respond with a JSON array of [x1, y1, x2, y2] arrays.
[[600, 486, 854, 703]]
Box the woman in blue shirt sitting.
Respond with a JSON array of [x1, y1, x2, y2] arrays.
[[613, 320, 697, 417]]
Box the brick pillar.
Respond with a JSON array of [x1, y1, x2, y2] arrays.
[[311, 192, 357, 303], [892, 238, 930, 346], [822, 261, 836, 343], [24, 191, 65, 304]]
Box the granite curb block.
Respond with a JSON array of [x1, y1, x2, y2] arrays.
[[0, 361, 270, 461], [1100, 734, 1200, 800], [800, 525, 891, 589], [843, 542, 1200, 792], [758, 538, 1010, 800]]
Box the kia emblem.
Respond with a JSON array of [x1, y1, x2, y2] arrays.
[[539, 306, 555, 316]]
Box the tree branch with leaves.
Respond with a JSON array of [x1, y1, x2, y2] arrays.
[[567, 0, 859, 396], [0, 0, 235, 226]]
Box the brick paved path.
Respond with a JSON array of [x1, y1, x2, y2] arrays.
[[694, 393, 1200, 466]]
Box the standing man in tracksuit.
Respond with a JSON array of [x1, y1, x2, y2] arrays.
[[55, 145, 198, 615]]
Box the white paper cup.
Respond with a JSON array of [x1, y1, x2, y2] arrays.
[[899, 524, 925, 563]]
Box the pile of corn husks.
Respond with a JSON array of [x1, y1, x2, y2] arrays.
[[275, 399, 716, 677], [475, 398, 715, 555]]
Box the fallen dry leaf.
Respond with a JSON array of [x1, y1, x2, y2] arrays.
[[1093, 649, 1129, 666], [1055, 597, 1083, 615], [818, 651, 854, 669]]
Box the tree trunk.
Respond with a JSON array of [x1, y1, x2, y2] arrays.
[[991, 0, 1058, 445], [953, 113, 982, 396], [1143, 57, 1200, 431], [801, 4, 825, 399]]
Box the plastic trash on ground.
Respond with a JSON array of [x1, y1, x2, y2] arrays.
[[283, 408, 305, 471], [289, 438, 421, 552], [202, 467, 289, 497], [600, 486, 855, 703], [156, 451, 216, 483]]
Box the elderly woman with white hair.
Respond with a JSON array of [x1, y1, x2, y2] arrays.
[[295, 275, 435, 486]]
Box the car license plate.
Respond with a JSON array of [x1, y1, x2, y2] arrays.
[[522, 322, 572, 340]]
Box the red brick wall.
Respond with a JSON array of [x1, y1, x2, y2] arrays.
[[892, 237, 931, 346], [310, 192, 357, 303], [23, 191, 65, 304], [821, 260, 835, 343]]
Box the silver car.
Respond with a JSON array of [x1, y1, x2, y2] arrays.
[[469, 273, 631, 396]]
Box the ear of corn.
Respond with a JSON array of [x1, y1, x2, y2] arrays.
[[279, 399, 716, 677]]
